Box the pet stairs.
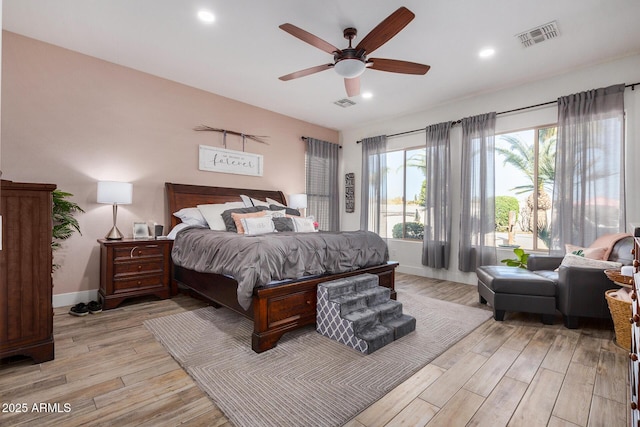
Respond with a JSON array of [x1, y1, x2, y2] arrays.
[[316, 273, 415, 354]]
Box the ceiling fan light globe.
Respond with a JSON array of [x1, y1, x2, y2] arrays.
[[334, 59, 366, 78]]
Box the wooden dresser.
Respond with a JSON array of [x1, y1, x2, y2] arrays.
[[98, 238, 173, 309], [631, 227, 640, 426], [0, 179, 56, 363]]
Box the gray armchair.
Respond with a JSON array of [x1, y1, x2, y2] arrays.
[[527, 236, 634, 328]]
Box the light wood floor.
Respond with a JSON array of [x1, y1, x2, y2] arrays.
[[0, 273, 628, 426]]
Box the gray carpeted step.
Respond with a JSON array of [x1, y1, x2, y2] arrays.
[[383, 314, 416, 340], [323, 274, 378, 299], [316, 274, 415, 355], [358, 324, 394, 354], [333, 292, 368, 316], [359, 286, 391, 307], [343, 308, 378, 334], [371, 300, 403, 322]]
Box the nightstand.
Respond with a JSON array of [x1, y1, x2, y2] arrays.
[[98, 238, 173, 309]]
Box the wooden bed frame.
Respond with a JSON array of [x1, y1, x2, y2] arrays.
[[165, 182, 398, 353]]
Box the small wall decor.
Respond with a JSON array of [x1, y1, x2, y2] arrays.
[[199, 145, 264, 176], [345, 172, 355, 213], [194, 125, 269, 151]]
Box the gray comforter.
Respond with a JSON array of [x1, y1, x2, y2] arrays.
[[171, 228, 389, 310]]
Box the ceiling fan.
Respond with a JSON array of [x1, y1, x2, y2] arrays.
[[278, 7, 430, 97]]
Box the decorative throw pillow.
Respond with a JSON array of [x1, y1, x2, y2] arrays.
[[197, 202, 244, 231], [291, 216, 317, 233], [173, 207, 208, 227], [221, 206, 268, 232], [266, 197, 286, 207], [565, 244, 607, 260], [559, 253, 622, 270], [271, 205, 300, 216], [250, 197, 270, 207], [241, 216, 276, 235], [272, 217, 294, 232], [239, 195, 253, 208], [265, 209, 286, 218], [231, 211, 268, 234]]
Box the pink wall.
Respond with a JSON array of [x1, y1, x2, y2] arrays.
[[1, 31, 338, 297]]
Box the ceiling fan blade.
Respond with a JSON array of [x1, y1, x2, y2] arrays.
[[279, 64, 333, 81], [345, 77, 360, 97], [368, 58, 430, 75], [279, 23, 341, 55], [355, 7, 415, 55]]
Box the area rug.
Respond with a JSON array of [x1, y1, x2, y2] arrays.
[[144, 290, 492, 427]]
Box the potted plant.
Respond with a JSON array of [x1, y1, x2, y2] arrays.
[[500, 247, 530, 269], [52, 189, 84, 270]]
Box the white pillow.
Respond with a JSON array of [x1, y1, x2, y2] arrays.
[[265, 209, 286, 218], [239, 195, 253, 207], [197, 202, 245, 231], [266, 197, 286, 207], [560, 253, 622, 270], [166, 223, 191, 240], [251, 197, 270, 207], [292, 217, 317, 233], [241, 216, 276, 235], [173, 208, 208, 227]]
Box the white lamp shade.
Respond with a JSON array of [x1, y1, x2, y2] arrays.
[[97, 181, 133, 205], [334, 59, 366, 78], [289, 193, 307, 209]]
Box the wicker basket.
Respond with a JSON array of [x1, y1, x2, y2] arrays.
[[605, 289, 632, 350], [604, 269, 634, 286]]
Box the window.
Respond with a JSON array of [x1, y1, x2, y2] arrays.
[[495, 125, 557, 251], [383, 147, 426, 240]]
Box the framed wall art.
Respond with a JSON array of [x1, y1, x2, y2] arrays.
[[345, 172, 355, 213]]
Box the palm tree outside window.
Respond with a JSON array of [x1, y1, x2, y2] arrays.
[[495, 126, 557, 251]]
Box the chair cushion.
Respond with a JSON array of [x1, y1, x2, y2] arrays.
[[477, 266, 556, 296]]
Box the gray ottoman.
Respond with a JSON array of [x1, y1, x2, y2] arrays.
[[476, 266, 557, 324]]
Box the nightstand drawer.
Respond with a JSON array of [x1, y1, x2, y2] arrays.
[[113, 244, 164, 261], [114, 260, 164, 276], [113, 274, 164, 293]]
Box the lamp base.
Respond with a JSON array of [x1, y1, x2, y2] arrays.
[[105, 226, 124, 240]]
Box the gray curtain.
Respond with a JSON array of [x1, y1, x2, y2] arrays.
[[550, 84, 626, 252], [422, 122, 452, 269], [459, 112, 497, 272], [305, 138, 340, 231], [360, 135, 387, 236]]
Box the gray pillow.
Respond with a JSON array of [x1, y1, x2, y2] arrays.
[[221, 206, 268, 232], [269, 204, 300, 216], [272, 217, 294, 232]]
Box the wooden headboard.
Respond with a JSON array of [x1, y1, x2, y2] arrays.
[[165, 182, 288, 228]]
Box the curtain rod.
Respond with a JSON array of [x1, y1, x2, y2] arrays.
[[356, 81, 640, 143], [301, 136, 342, 149]]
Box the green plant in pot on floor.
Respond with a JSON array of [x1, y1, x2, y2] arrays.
[[500, 248, 530, 269], [51, 190, 99, 316]]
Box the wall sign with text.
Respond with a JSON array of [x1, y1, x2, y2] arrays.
[[199, 145, 263, 176]]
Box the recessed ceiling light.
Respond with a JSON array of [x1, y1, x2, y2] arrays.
[[197, 10, 215, 23], [362, 92, 373, 99], [479, 48, 495, 58]]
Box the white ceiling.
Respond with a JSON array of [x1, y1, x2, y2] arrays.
[[4, 0, 640, 131]]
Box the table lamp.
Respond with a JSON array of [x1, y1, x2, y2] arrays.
[[289, 193, 307, 217], [97, 181, 133, 240]]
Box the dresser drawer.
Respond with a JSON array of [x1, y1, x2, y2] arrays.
[[113, 244, 164, 261], [113, 274, 165, 293], [113, 260, 164, 276]]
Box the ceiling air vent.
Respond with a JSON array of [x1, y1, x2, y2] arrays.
[[334, 98, 356, 108], [516, 21, 559, 47]]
